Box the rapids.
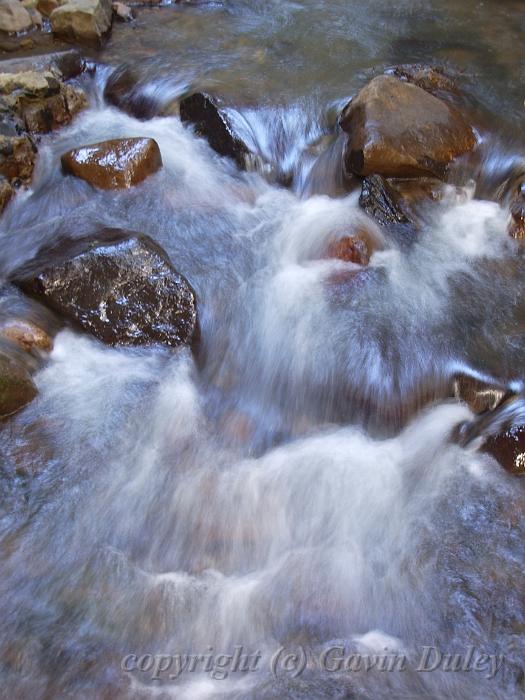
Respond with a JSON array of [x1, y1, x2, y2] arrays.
[[1, 1, 525, 698]]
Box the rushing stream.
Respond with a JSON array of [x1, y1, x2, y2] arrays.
[[1, 1, 525, 698]]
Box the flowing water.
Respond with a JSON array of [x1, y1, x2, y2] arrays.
[[1, 1, 525, 698]]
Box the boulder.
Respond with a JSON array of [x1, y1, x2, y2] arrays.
[[0, 355, 37, 418], [0, 134, 36, 184], [0, 0, 33, 34], [0, 319, 53, 353], [340, 75, 476, 179], [12, 230, 198, 348], [50, 0, 112, 47], [0, 177, 13, 213], [61, 137, 162, 189], [180, 92, 251, 170]]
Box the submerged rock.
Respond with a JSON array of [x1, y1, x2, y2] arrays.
[[0, 355, 37, 418], [0, 319, 53, 353], [0, 0, 33, 34], [61, 137, 163, 189], [12, 230, 198, 348], [324, 235, 370, 266], [50, 0, 112, 47], [179, 92, 252, 170], [340, 75, 476, 179], [103, 63, 164, 119]]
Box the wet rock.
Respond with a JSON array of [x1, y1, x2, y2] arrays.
[[179, 92, 251, 170], [37, 0, 59, 16], [387, 64, 458, 97], [0, 177, 14, 213], [340, 75, 476, 179], [324, 233, 371, 266], [0, 0, 33, 34], [484, 426, 525, 475], [12, 230, 198, 348], [0, 134, 36, 184], [453, 374, 508, 414], [112, 1, 133, 21], [50, 0, 113, 47], [103, 63, 161, 119], [0, 319, 53, 353], [61, 137, 162, 189], [0, 355, 37, 418], [494, 171, 525, 239], [359, 175, 410, 226]]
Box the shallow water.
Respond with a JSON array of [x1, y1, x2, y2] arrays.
[[1, 1, 525, 698]]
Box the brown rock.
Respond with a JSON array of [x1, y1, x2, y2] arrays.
[[388, 64, 458, 97], [50, 0, 112, 47], [0, 177, 13, 213], [453, 375, 508, 414], [484, 426, 525, 476], [0, 355, 37, 418], [340, 75, 476, 179], [0, 0, 33, 34], [37, 0, 59, 16], [61, 137, 162, 189], [0, 134, 36, 183], [0, 320, 53, 353], [325, 234, 370, 266]]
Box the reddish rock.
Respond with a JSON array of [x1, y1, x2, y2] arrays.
[[325, 234, 370, 266], [61, 137, 163, 189], [340, 75, 476, 179], [37, 0, 59, 16], [0, 320, 53, 353], [484, 426, 525, 475]]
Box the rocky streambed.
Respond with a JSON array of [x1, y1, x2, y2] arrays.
[[1, 1, 525, 699]]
